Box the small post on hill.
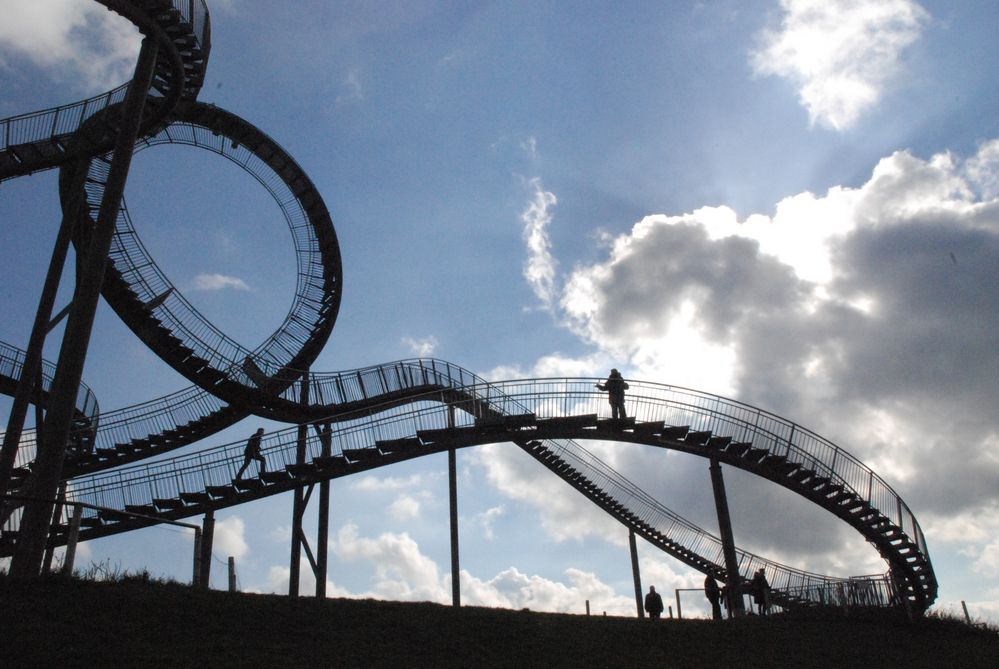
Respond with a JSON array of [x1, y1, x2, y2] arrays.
[[229, 557, 237, 592]]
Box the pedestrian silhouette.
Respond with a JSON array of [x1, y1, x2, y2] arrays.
[[235, 427, 266, 480], [752, 568, 771, 616], [704, 574, 723, 620], [596, 368, 629, 419], [644, 585, 664, 619]]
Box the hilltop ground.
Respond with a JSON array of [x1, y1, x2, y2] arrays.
[[1, 575, 996, 668]]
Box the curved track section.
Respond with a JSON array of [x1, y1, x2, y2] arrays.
[[61, 102, 343, 417], [3, 376, 936, 613], [0, 1, 935, 617], [0, 1, 210, 181]]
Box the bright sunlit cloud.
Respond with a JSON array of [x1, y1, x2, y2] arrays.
[[751, 0, 929, 130], [191, 273, 252, 291], [0, 0, 141, 93]]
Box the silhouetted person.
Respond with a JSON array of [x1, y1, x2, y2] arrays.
[[596, 368, 629, 419], [235, 427, 266, 480], [644, 585, 664, 619], [704, 574, 722, 620], [752, 568, 771, 616]]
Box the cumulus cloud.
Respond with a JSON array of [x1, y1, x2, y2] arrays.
[[401, 335, 439, 357], [0, 0, 141, 94], [213, 516, 249, 560], [504, 139, 999, 608], [191, 273, 251, 291], [751, 0, 929, 129], [388, 492, 432, 522]]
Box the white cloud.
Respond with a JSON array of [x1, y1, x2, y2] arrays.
[[350, 473, 429, 492], [401, 335, 438, 357], [751, 0, 929, 129], [0, 0, 141, 94], [520, 179, 559, 310], [332, 524, 449, 602], [191, 273, 251, 291], [213, 515, 249, 560], [336, 68, 364, 105], [508, 139, 999, 603], [474, 505, 505, 540], [388, 492, 431, 522]]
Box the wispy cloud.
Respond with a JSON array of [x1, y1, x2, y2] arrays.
[[336, 68, 364, 105], [520, 178, 559, 310], [191, 273, 251, 291], [751, 0, 929, 130]]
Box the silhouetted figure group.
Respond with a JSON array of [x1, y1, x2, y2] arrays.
[[751, 568, 771, 616], [596, 368, 629, 419], [644, 585, 664, 619], [235, 427, 266, 480]]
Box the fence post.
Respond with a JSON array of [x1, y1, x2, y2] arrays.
[[192, 527, 202, 586], [228, 556, 237, 592]]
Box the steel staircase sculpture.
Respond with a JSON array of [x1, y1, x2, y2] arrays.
[[0, 0, 936, 617]]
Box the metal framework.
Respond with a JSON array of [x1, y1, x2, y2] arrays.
[[0, 0, 936, 616]]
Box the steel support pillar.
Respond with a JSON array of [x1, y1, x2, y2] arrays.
[[10, 36, 159, 578], [629, 528, 644, 618], [199, 510, 215, 589], [709, 457, 745, 616], [289, 371, 310, 597], [449, 446, 460, 608], [315, 423, 331, 599], [0, 211, 74, 500]]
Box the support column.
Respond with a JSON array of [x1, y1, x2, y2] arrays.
[[61, 504, 84, 577], [709, 457, 745, 616], [0, 211, 75, 499], [10, 37, 160, 578], [448, 405, 460, 607], [449, 447, 460, 608], [629, 528, 644, 618], [290, 371, 310, 597], [315, 423, 331, 599], [199, 510, 215, 589]]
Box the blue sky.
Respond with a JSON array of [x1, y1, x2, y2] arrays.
[[3, 0, 999, 621]]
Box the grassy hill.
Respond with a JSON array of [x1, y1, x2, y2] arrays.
[[2, 575, 996, 668]]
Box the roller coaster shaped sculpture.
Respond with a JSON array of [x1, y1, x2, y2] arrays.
[[0, 1, 936, 615]]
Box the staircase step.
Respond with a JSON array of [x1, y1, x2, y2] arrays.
[[630, 421, 664, 437], [345, 447, 381, 462], [725, 441, 752, 457], [660, 425, 689, 441], [476, 413, 537, 430], [233, 479, 264, 492], [537, 414, 598, 430], [706, 436, 732, 450], [180, 491, 211, 505], [124, 504, 157, 517], [206, 484, 236, 498], [685, 430, 712, 446], [153, 497, 184, 511], [375, 437, 422, 453], [286, 463, 317, 476], [260, 470, 293, 484], [743, 448, 769, 462], [314, 455, 349, 471]]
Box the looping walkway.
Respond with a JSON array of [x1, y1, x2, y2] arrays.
[[0, 1, 936, 616]]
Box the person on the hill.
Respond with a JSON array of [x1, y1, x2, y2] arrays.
[[704, 574, 723, 621], [644, 585, 664, 619]]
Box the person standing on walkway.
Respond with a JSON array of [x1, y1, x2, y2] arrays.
[[596, 368, 629, 420], [235, 427, 266, 480], [644, 585, 664, 619]]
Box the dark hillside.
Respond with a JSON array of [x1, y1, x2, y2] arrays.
[[1, 576, 995, 668]]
